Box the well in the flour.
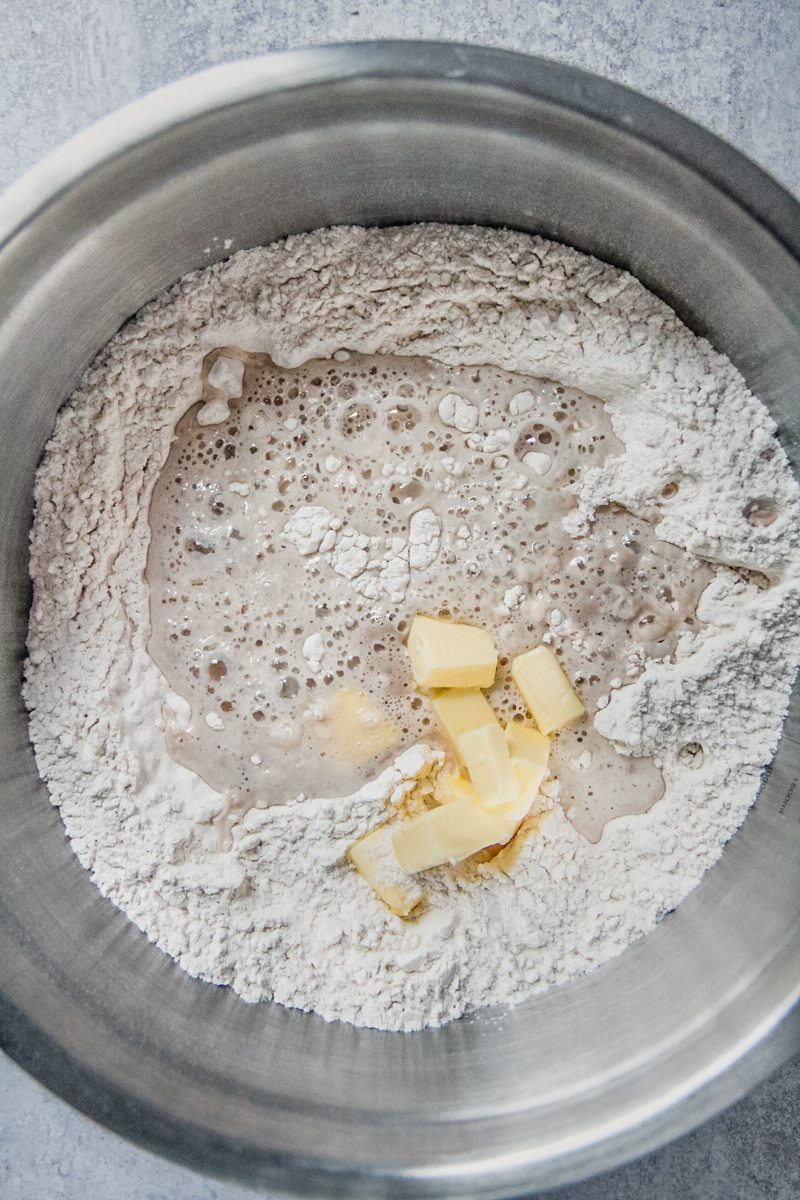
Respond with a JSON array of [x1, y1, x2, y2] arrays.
[[146, 347, 711, 843], [23, 223, 800, 1032]]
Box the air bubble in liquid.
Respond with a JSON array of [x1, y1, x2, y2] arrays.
[[743, 498, 777, 527]]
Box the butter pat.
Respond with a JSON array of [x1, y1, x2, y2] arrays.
[[328, 687, 399, 765], [505, 720, 550, 766], [493, 758, 548, 840], [458, 723, 520, 807], [392, 796, 506, 873], [407, 614, 497, 688], [433, 770, 476, 805], [512, 756, 549, 809], [430, 688, 499, 763], [348, 824, 422, 917], [511, 645, 584, 734]]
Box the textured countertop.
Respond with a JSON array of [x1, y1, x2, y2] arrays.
[[2, 2, 799, 1198]]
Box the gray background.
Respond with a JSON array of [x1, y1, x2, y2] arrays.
[[2, 1, 799, 1198]]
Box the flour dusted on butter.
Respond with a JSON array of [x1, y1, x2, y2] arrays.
[[349, 822, 423, 918]]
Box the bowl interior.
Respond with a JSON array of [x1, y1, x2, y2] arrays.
[[1, 44, 799, 1198]]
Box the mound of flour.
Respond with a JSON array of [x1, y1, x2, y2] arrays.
[[24, 224, 800, 1031]]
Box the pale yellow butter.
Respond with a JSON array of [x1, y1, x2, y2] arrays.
[[348, 628, 562, 895], [493, 758, 549, 841], [327, 687, 399, 765], [348, 824, 422, 917], [392, 796, 506, 873], [511, 645, 584, 734], [505, 720, 550, 766], [407, 614, 497, 688], [513, 756, 548, 797], [429, 688, 499, 763], [458, 723, 520, 807], [433, 770, 476, 805]]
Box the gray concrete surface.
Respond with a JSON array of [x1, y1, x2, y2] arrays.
[[2, 1, 799, 1197]]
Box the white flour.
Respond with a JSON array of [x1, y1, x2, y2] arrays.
[[281, 502, 442, 602], [24, 224, 800, 1031]]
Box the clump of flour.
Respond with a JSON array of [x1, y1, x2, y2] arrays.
[[24, 224, 800, 1031]]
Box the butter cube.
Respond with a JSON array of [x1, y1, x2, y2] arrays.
[[407, 615, 497, 688], [511, 645, 584, 734], [493, 758, 548, 841], [434, 770, 476, 805], [458, 723, 520, 807], [512, 756, 548, 807], [505, 720, 550, 766], [328, 687, 399, 765], [392, 796, 506, 873], [349, 824, 422, 917], [430, 688, 499, 764]]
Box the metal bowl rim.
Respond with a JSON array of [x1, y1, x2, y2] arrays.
[[1, 40, 799, 1196]]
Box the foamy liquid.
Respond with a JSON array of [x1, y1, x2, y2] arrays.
[[146, 349, 711, 843]]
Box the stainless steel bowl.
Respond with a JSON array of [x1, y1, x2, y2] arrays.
[[1, 42, 798, 1198]]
